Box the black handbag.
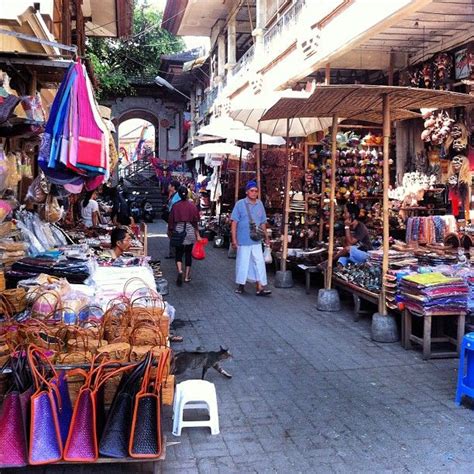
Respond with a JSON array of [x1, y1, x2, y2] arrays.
[[169, 223, 187, 247], [99, 354, 151, 458], [129, 350, 169, 458]]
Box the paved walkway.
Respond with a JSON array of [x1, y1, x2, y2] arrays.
[[9, 221, 473, 474], [149, 221, 473, 474]]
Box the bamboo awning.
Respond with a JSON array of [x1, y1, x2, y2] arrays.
[[261, 85, 474, 122]]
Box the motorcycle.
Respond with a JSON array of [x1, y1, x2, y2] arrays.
[[128, 192, 142, 223], [142, 194, 155, 223]]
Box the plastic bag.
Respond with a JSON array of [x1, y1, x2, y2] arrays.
[[264, 245, 273, 264], [26, 175, 48, 204], [192, 238, 208, 260]]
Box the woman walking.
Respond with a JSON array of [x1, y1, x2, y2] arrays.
[[168, 186, 201, 286]]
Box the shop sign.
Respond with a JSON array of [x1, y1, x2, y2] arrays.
[[454, 47, 473, 80]]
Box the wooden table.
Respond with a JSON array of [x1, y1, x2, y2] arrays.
[[402, 309, 466, 360], [332, 276, 379, 321]]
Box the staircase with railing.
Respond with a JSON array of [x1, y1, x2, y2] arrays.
[[120, 152, 166, 217]]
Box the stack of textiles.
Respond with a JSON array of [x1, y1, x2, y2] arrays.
[[414, 249, 458, 266], [400, 272, 468, 315], [7, 256, 90, 284], [453, 267, 474, 314], [367, 249, 417, 268], [406, 215, 457, 244]]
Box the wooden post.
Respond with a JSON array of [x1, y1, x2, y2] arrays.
[[280, 118, 291, 272], [379, 94, 391, 315], [61, 0, 71, 47], [304, 141, 309, 248], [234, 147, 242, 203], [74, 0, 85, 56], [325, 114, 339, 289], [29, 71, 37, 95], [325, 63, 331, 85], [257, 133, 262, 200]]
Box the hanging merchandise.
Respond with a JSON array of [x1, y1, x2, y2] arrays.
[[38, 62, 109, 192], [446, 154, 471, 218]]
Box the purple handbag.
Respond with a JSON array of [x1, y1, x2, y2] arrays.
[[27, 347, 63, 465], [63, 387, 97, 461], [53, 370, 73, 444]]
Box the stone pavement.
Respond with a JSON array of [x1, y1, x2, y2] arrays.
[[7, 221, 474, 474], [149, 221, 474, 474]]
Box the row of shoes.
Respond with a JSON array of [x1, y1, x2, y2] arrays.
[[149, 259, 163, 278]]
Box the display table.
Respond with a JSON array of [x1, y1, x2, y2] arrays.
[[332, 276, 379, 321], [402, 309, 466, 360], [54, 439, 166, 473]]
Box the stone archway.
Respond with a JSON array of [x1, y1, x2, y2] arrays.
[[107, 96, 183, 161], [117, 109, 160, 155]]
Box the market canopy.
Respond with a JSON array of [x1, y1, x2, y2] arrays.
[[190, 142, 251, 160], [261, 85, 474, 122], [197, 117, 285, 145], [230, 90, 334, 137]]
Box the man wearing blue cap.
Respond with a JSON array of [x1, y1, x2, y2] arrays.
[[231, 180, 272, 296]]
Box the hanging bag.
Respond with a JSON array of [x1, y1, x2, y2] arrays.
[[169, 222, 187, 247], [192, 238, 208, 260], [244, 201, 266, 241]]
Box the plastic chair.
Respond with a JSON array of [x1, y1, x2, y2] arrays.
[[172, 380, 219, 436], [455, 332, 474, 406]]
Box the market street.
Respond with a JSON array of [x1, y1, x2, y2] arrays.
[[148, 221, 474, 474]]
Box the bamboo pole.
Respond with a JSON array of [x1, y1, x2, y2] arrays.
[[379, 94, 391, 315], [234, 147, 242, 203], [257, 133, 262, 200], [325, 114, 339, 290], [280, 118, 291, 273], [304, 141, 309, 248]]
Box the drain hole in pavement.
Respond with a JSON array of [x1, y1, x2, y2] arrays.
[[171, 319, 200, 329]]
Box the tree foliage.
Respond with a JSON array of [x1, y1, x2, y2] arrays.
[[87, 2, 185, 100]]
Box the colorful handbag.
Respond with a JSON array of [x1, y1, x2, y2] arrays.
[[0, 352, 33, 467], [63, 360, 131, 462], [129, 349, 170, 458], [28, 346, 63, 465], [99, 353, 151, 458]]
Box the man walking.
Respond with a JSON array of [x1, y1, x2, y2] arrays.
[[231, 180, 272, 296]]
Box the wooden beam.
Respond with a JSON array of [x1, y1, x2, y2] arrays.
[[61, 0, 71, 46], [379, 93, 390, 316], [325, 114, 338, 290]]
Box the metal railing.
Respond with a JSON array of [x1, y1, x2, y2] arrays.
[[263, 0, 306, 56], [198, 87, 219, 117], [231, 44, 255, 81]]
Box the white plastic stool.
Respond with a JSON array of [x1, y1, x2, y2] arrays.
[[172, 380, 220, 436]]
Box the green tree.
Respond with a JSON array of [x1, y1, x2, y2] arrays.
[[87, 2, 185, 100]]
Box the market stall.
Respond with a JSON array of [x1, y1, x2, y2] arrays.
[[261, 84, 474, 343], [0, 61, 175, 470]]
